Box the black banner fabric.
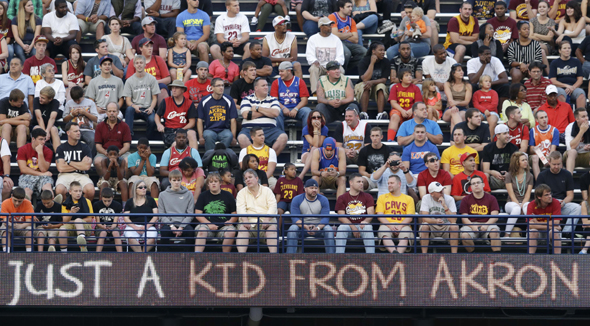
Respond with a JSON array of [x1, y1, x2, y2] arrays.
[[0, 254, 585, 307]]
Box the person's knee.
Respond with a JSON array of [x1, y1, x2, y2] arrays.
[[455, 45, 466, 54]]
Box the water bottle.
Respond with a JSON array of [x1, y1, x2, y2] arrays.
[[391, 23, 397, 38]]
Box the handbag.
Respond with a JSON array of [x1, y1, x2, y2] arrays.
[[352, 11, 378, 24]]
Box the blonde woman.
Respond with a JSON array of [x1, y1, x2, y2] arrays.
[[11, 0, 40, 63], [124, 181, 159, 252]]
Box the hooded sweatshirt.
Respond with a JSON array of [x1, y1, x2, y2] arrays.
[[158, 186, 195, 228]]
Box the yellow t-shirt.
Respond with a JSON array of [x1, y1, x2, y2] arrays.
[[247, 144, 271, 172], [376, 192, 415, 223], [440, 145, 479, 175]]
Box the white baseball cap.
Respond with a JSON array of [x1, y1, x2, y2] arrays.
[[428, 182, 445, 194], [545, 84, 558, 95]]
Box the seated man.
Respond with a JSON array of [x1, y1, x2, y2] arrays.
[[443, 1, 479, 63], [156, 79, 198, 149], [527, 183, 562, 255], [0, 132, 11, 201], [238, 127, 278, 188], [419, 182, 459, 253], [0, 89, 30, 148], [388, 69, 423, 142], [376, 175, 415, 254], [402, 124, 440, 175], [481, 124, 518, 190], [529, 109, 559, 179], [237, 77, 288, 155], [60, 181, 94, 252], [310, 137, 347, 198], [125, 38, 171, 100], [564, 108, 590, 174], [271, 61, 311, 130], [372, 151, 416, 198], [123, 54, 160, 139], [97, 145, 129, 204], [159, 129, 202, 190], [441, 127, 479, 176], [357, 127, 391, 191], [94, 103, 132, 180], [453, 108, 491, 152], [42, 0, 79, 59], [230, 61, 257, 110], [334, 107, 371, 164], [55, 122, 94, 201], [17, 128, 54, 201], [176, 0, 212, 62], [158, 170, 196, 252], [196, 78, 237, 151], [305, 17, 345, 95], [451, 152, 492, 206], [355, 41, 390, 120], [241, 41, 272, 80], [185, 61, 213, 106], [0, 187, 43, 252], [127, 138, 160, 199], [63, 86, 99, 155], [34, 190, 65, 252], [194, 172, 238, 253], [417, 152, 452, 199], [287, 179, 334, 253], [33, 86, 62, 151], [459, 175, 501, 253], [335, 173, 375, 253], [85, 56, 125, 122], [315, 61, 358, 124], [396, 102, 443, 147]]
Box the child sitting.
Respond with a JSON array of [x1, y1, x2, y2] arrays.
[[273, 162, 304, 230], [35, 189, 64, 252], [422, 78, 442, 121], [93, 188, 123, 252], [167, 32, 192, 83], [472, 75, 499, 138], [219, 168, 237, 198], [405, 7, 427, 41]]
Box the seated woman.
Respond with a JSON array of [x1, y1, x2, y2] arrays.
[[352, 0, 378, 45], [103, 17, 133, 70], [35, 62, 65, 109], [208, 42, 240, 94], [552, 1, 586, 51], [530, 0, 554, 74], [443, 63, 472, 132], [501, 83, 535, 128], [0, 2, 14, 65], [298, 110, 328, 179], [11, 0, 40, 63], [234, 154, 269, 192], [471, 23, 503, 61], [507, 21, 547, 84], [504, 151, 533, 237], [124, 181, 159, 253], [300, 0, 337, 37], [61, 44, 85, 101]]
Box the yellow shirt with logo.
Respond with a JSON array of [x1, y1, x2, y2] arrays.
[[440, 145, 479, 175], [376, 192, 415, 223], [444, 15, 476, 49], [247, 144, 271, 172]]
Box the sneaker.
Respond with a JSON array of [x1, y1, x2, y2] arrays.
[[376, 111, 389, 120], [250, 16, 258, 26], [378, 20, 395, 34], [254, 29, 264, 40], [580, 251, 588, 254], [48, 246, 55, 252], [359, 112, 369, 120], [77, 235, 87, 252], [54, 194, 63, 205]]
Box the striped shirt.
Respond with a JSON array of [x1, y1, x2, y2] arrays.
[[524, 77, 552, 111], [507, 39, 542, 65], [240, 94, 281, 128]]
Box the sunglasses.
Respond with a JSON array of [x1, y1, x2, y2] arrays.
[[311, 116, 322, 120], [137, 186, 147, 189], [428, 158, 439, 163]]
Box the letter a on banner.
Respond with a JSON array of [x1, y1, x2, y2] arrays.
[[137, 256, 165, 298]]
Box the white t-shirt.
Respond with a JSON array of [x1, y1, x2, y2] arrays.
[[144, 0, 181, 15], [214, 12, 250, 41], [305, 33, 345, 68], [48, 0, 74, 13], [420, 194, 457, 215], [466, 57, 505, 82], [565, 122, 590, 153], [42, 11, 79, 38], [422, 55, 457, 84], [0, 139, 11, 158], [238, 145, 278, 163]]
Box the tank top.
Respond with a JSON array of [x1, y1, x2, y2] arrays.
[[172, 49, 188, 66], [564, 26, 586, 44], [444, 15, 476, 49], [277, 76, 302, 109], [264, 32, 296, 61], [319, 75, 349, 101], [104, 34, 129, 62], [341, 120, 368, 153], [532, 125, 557, 157], [319, 147, 340, 171], [247, 145, 271, 172], [162, 96, 193, 129], [169, 146, 193, 171], [450, 82, 467, 102], [352, 0, 371, 12], [67, 60, 84, 85]]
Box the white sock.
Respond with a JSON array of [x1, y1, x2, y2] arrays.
[[26, 248, 31, 252], [79, 234, 85, 238], [61, 248, 67, 252]]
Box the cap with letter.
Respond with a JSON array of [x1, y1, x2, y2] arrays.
[[323, 137, 336, 151]]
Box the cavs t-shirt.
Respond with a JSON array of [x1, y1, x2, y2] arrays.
[[487, 16, 518, 44], [273, 177, 304, 203], [388, 83, 423, 112], [508, 0, 539, 20], [335, 191, 375, 223], [375, 192, 415, 223], [459, 193, 499, 221]]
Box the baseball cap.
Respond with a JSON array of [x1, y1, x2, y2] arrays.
[[326, 61, 340, 70], [278, 61, 293, 70], [139, 37, 154, 47], [142, 17, 157, 26], [34, 35, 49, 44], [273, 15, 289, 27], [495, 124, 509, 134], [460, 152, 477, 165], [323, 137, 336, 151], [304, 179, 319, 188], [545, 84, 558, 95], [196, 61, 209, 69], [100, 55, 113, 65], [168, 79, 187, 89], [428, 182, 445, 194], [318, 17, 335, 27]]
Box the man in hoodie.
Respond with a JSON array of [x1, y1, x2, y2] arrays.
[[158, 169, 195, 252]]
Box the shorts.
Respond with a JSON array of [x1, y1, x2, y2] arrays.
[[98, 177, 127, 189], [390, 109, 413, 122], [77, 19, 106, 34], [128, 175, 160, 189], [354, 82, 389, 102], [460, 224, 500, 239], [95, 227, 122, 236], [163, 128, 178, 148], [60, 222, 94, 237], [377, 224, 414, 245], [488, 175, 506, 190], [423, 222, 451, 238], [18, 174, 54, 194], [44, 228, 61, 238], [124, 226, 158, 239], [556, 87, 585, 102], [196, 224, 237, 240], [446, 43, 472, 57], [268, 176, 277, 190], [94, 151, 131, 164], [362, 175, 378, 190], [240, 218, 277, 243], [0, 225, 43, 237], [277, 201, 292, 212], [0, 124, 29, 139], [481, 111, 500, 120], [55, 173, 94, 189], [319, 175, 338, 189], [217, 41, 246, 56], [188, 40, 209, 56], [238, 126, 286, 147], [290, 0, 302, 9], [563, 151, 590, 167]]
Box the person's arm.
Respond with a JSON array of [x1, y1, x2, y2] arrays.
[[341, 78, 355, 105], [331, 26, 353, 41], [548, 0, 560, 20], [468, 62, 487, 84], [0, 112, 30, 126]]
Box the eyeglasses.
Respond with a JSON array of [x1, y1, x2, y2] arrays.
[[470, 181, 483, 186], [428, 158, 439, 163], [137, 186, 147, 189]]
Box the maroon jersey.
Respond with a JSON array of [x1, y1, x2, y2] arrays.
[[158, 97, 197, 129], [220, 183, 237, 198], [334, 191, 375, 223], [459, 193, 499, 222], [273, 176, 304, 203], [169, 146, 194, 171]]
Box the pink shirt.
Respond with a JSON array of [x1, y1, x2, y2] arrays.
[[209, 60, 240, 83]]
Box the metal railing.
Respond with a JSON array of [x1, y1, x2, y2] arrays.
[[0, 213, 587, 254]]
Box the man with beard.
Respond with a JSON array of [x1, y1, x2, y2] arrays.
[[335, 173, 375, 253], [422, 45, 457, 101], [263, 16, 302, 79], [389, 42, 423, 86], [538, 85, 575, 143], [184, 61, 213, 106], [316, 62, 358, 124], [271, 61, 311, 130], [159, 129, 203, 190]]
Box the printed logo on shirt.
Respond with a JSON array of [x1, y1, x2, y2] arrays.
[[167, 111, 188, 123], [493, 27, 513, 44], [469, 203, 489, 215], [557, 65, 578, 75], [208, 105, 227, 122], [345, 200, 367, 220]]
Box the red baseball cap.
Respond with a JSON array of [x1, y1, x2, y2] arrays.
[[460, 152, 477, 165]]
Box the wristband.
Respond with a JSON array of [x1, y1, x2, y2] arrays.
[[3, 174, 9, 178], [403, 170, 410, 174]]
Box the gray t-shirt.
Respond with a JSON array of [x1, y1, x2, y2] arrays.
[[420, 194, 457, 217], [296, 197, 323, 224], [85, 75, 124, 109], [398, 15, 432, 45], [63, 98, 98, 130], [122, 73, 161, 109]]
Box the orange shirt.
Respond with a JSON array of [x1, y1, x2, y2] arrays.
[[0, 198, 34, 222], [405, 19, 427, 34], [537, 100, 575, 133]]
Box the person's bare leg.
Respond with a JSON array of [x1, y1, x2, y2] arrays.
[[197, 43, 209, 63], [2, 124, 12, 144], [83, 183, 95, 201], [209, 44, 222, 61], [119, 181, 129, 202], [222, 231, 236, 253], [382, 237, 397, 253], [128, 238, 142, 252], [94, 156, 107, 178], [566, 149, 577, 174], [37, 231, 45, 252], [266, 226, 277, 253], [236, 226, 250, 253], [183, 69, 192, 83], [150, 182, 159, 198], [113, 230, 122, 252], [50, 126, 60, 151], [528, 229, 539, 254], [169, 68, 178, 81], [360, 87, 370, 113], [531, 155, 541, 179], [453, 45, 466, 63], [419, 224, 430, 253], [461, 233, 474, 252], [187, 130, 198, 149], [295, 4, 304, 32], [242, 43, 251, 60], [489, 229, 501, 252], [449, 225, 459, 253], [376, 89, 385, 113], [195, 228, 208, 252], [336, 175, 347, 198], [272, 133, 288, 155], [577, 93, 587, 110], [96, 22, 105, 39], [510, 67, 523, 84], [552, 229, 562, 254], [96, 230, 107, 252], [397, 238, 408, 254]]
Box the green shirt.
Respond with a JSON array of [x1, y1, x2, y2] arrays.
[[8, 0, 43, 20]]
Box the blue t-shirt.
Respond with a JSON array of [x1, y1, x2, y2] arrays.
[[397, 119, 443, 140], [176, 10, 211, 41], [549, 57, 584, 86], [197, 94, 238, 133], [127, 152, 157, 176], [301, 125, 329, 154], [160, 147, 203, 167], [401, 141, 440, 174]]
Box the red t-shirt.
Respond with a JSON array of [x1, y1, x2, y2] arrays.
[[23, 55, 58, 84], [221, 184, 237, 198], [126, 55, 170, 80], [538, 100, 575, 133], [451, 170, 492, 196], [417, 169, 453, 194], [334, 191, 375, 223], [184, 78, 213, 105], [473, 89, 498, 114], [487, 16, 519, 43], [526, 198, 562, 221], [17, 143, 53, 171], [388, 83, 423, 112], [273, 176, 304, 203], [94, 120, 132, 149], [459, 193, 499, 221]]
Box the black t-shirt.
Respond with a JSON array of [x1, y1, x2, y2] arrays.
[[230, 78, 255, 105], [234, 169, 269, 187], [334, 122, 372, 144], [580, 171, 590, 194], [55, 141, 93, 174], [242, 57, 272, 71], [34, 201, 63, 225], [413, 0, 436, 12], [180, 0, 212, 16], [535, 168, 574, 200], [93, 200, 123, 225], [33, 98, 61, 127], [194, 190, 237, 224], [454, 121, 491, 145], [481, 142, 519, 172], [358, 57, 390, 81], [0, 97, 29, 119], [357, 144, 390, 174], [124, 196, 158, 224]]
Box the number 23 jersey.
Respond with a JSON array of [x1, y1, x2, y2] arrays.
[[273, 176, 304, 203], [388, 83, 423, 112]]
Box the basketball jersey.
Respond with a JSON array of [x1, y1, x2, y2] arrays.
[[319, 147, 340, 171], [162, 97, 193, 129], [532, 125, 556, 157], [277, 76, 302, 109], [444, 15, 476, 49], [247, 145, 271, 172], [169, 146, 193, 171], [332, 12, 353, 36], [342, 120, 368, 153], [319, 76, 349, 101], [264, 32, 296, 60], [67, 60, 84, 85]]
